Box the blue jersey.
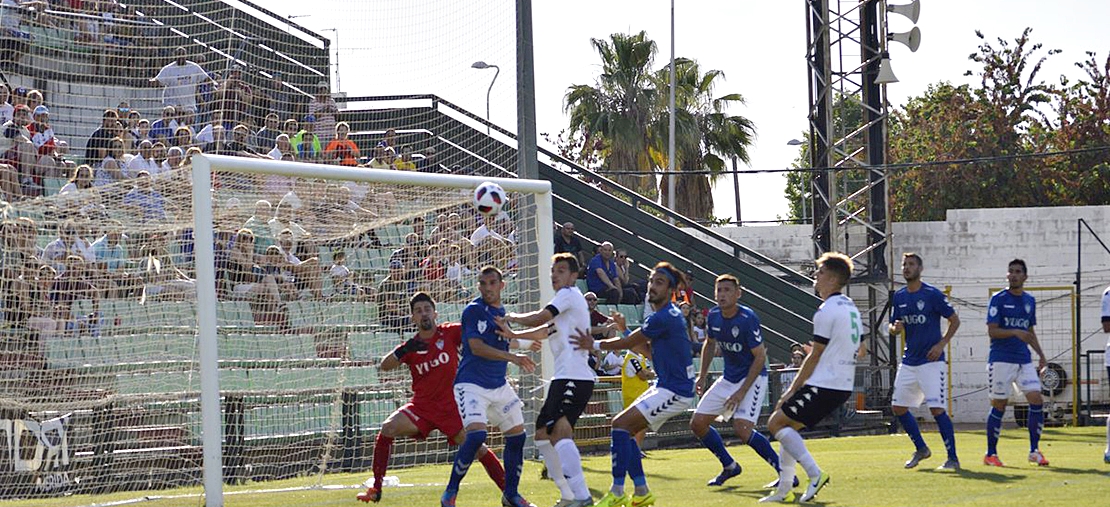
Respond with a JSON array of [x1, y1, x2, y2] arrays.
[[706, 304, 767, 382], [640, 302, 695, 397], [890, 283, 956, 366], [455, 296, 509, 389], [986, 289, 1036, 364]]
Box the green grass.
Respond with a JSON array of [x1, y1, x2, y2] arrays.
[[11, 427, 1110, 507]]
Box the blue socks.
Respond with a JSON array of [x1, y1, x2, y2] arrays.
[[1028, 404, 1043, 452], [610, 429, 630, 489], [503, 432, 526, 498], [447, 429, 487, 492], [986, 407, 1004, 456], [628, 438, 646, 488], [699, 427, 735, 468], [747, 431, 781, 472], [934, 411, 958, 461], [898, 411, 927, 451]]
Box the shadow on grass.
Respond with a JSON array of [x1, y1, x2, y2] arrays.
[[932, 468, 1023, 483]]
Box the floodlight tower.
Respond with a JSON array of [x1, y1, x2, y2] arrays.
[[805, 0, 921, 378]]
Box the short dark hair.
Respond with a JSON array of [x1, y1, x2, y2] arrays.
[[333, 250, 346, 260], [902, 252, 923, 266], [480, 265, 503, 281], [409, 291, 435, 311], [715, 273, 740, 287], [1009, 258, 1027, 274], [552, 252, 579, 274], [816, 252, 853, 285], [652, 261, 685, 291]]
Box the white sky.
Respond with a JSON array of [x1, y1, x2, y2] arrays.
[[260, 0, 1110, 225]]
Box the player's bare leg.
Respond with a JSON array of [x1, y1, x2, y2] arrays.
[[358, 410, 420, 503]]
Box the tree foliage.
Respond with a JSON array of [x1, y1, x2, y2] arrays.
[[784, 28, 1110, 223]]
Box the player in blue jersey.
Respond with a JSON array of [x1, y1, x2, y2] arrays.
[[984, 259, 1049, 467], [690, 274, 785, 488], [888, 253, 962, 470], [442, 266, 538, 507], [1101, 284, 1110, 464], [571, 262, 694, 507]]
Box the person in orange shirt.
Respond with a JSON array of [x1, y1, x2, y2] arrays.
[[324, 122, 360, 166]]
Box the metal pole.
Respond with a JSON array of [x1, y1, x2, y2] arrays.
[[516, 0, 538, 180], [191, 156, 224, 507], [667, 0, 676, 220], [731, 156, 741, 225], [485, 65, 500, 137]]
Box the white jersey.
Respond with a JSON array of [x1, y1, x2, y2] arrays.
[[546, 286, 597, 381], [806, 293, 862, 391], [154, 61, 209, 109], [1102, 285, 1110, 367]]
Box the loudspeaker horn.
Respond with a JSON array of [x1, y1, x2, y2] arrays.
[[875, 57, 899, 85], [889, 26, 921, 52], [887, 0, 921, 23]]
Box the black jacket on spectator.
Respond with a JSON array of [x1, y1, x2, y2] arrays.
[[85, 126, 114, 165], [555, 234, 584, 257]]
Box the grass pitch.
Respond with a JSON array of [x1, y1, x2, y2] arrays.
[[13, 427, 1110, 507]]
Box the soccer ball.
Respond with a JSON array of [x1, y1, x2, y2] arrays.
[[473, 181, 506, 216]]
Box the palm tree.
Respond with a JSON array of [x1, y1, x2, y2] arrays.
[[564, 31, 660, 196], [565, 33, 756, 222], [652, 58, 755, 221]]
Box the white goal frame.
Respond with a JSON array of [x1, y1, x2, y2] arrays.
[[190, 154, 554, 507]]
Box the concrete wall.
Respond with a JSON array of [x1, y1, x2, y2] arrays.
[[704, 205, 1110, 423]]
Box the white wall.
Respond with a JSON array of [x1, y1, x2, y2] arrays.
[[706, 205, 1110, 423]]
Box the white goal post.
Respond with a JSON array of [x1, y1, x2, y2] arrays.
[[190, 154, 554, 506]]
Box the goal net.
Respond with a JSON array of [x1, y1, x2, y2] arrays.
[[0, 154, 552, 503]]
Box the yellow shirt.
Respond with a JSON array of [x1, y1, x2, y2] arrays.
[[393, 160, 416, 171], [622, 351, 652, 408]]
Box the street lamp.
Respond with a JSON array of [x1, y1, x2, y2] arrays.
[[471, 61, 500, 136]]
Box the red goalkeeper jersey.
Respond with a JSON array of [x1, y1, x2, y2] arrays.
[[400, 323, 462, 408]]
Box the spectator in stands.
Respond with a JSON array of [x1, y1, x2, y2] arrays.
[[292, 116, 321, 161], [393, 144, 416, 170], [43, 220, 95, 274], [417, 146, 439, 173], [689, 308, 707, 356], [93, 137, 125, 186], [614, 247, 643, 304], [9, 86, 26, 108], [150, 105, 178, 144], [149, 142, 168, 176], [228, 124, 261, 157], [26, 104, 57, 186], [151, 47, 216, 113], [173, 125, 194, 151], [382, 127, 398, 150], [124, 139, 156, 178], [329, 250, 362, 297], [91, 224, 133, 298], [24, 89, 42, 113], [49, 254, 101, 336], [216, 65, 252, 126], [267, 72, 291, 121], [85, 109, 120, 165], [164, 146, 184, 172], [276, 228, 323, 299], [586, 241, 623, 304], [376, 259, 409, 329], [201, 125, 228, 154], [122, 171, 166, 223], [195, 110, 228, 145], [0, 84, 11, 124], [58, 164, 94, 196], [178, 106, 197, 132], [268, 133, 292, 160], [308, 81, 338, 145], [282, 118, 299, 139], [251, 112, 280, 153], [137, 243, 196, 302], [324, 122, 359, 166], [554, 222, 588, 276], [585, 291, 618, 339], [366, 145, 393, 169], [242, 199, 272, 242]]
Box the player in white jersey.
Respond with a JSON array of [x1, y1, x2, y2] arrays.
[[1102, 284, 1110, 464], [500, 253, 596, 507], [760, 253, 862, 504]]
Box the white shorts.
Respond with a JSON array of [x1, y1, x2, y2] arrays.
[[454, 382, 525, 430], [891, 362, 947, 409], [632, 386, 695, 431], [988, 362, 1042, 399], [694, 375, 768, 423]]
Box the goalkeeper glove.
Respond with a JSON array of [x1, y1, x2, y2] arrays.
[[393, 337, 427, 360]]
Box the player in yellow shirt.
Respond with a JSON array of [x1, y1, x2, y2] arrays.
[[622, 349, 655, 451]]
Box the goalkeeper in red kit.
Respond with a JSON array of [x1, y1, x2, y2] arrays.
[[358, 292, 538, 502]]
